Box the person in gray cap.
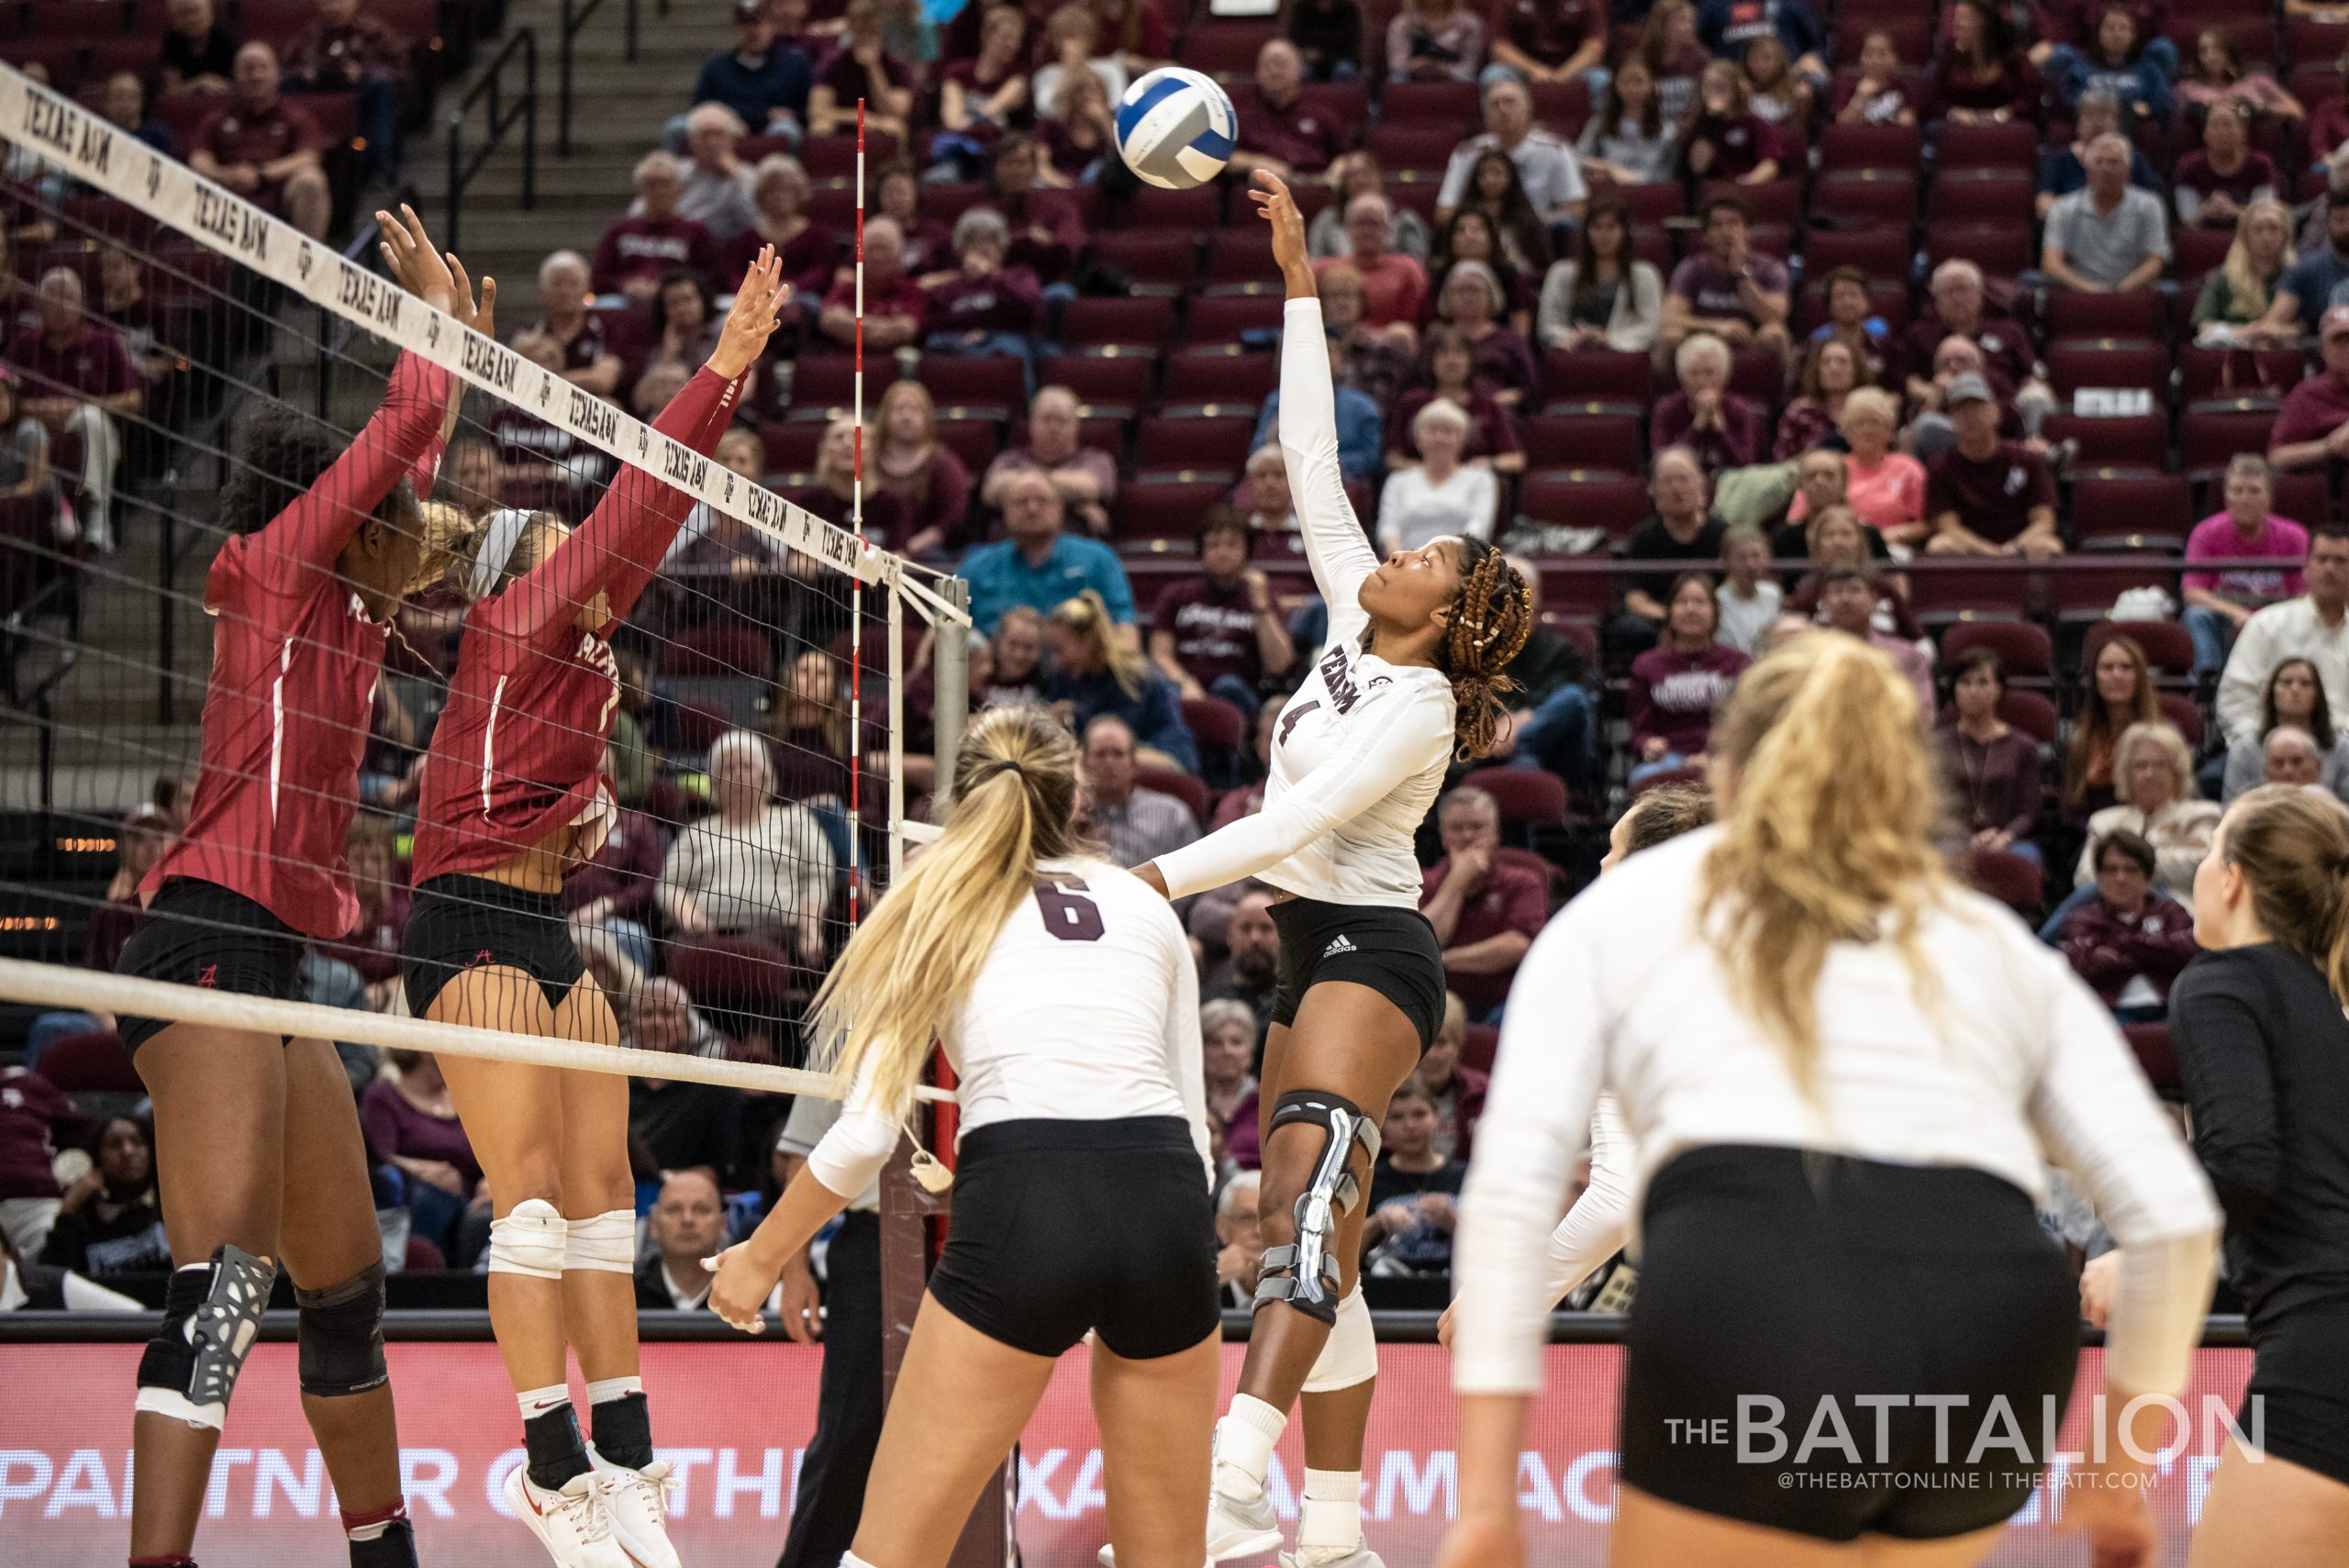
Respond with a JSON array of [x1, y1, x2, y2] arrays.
[[1923, 373, 2064, 559]]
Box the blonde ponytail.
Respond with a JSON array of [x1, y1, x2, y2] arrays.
[[1050, 589, 1151, 698], [809, 703, 1088, 1118], [406, 500, 563, 602], [1698, 635, 1950, 1087]]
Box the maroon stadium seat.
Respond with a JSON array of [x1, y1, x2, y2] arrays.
[[1811, 169, 1920, 227], [2040, 412, 2168, 469], [1542, 347, 1653, 404], [2179, 399, 2281, 474], [33, 1030, 139, 1092], [1926, 222, 2033, 280], [1931, 170, 2034, 226], [1939, 619, 2054, 679], [1163, 347, 1277, 403], [1934, 119, 2040, 173], [1063, 295, 1179, 347], [1180, 696, 1246, 750], [2086, 618, 2197, 678], [2123, 1021, 2181, 1095], [661, 621, 776, 680], [1460, 766, 1569, 826], [1521, 405, 1645, 473], [668, 936, 805, 1015], [2159, 692, 2207, 749], [1906, 566, 2030, 624], [1114, 477, 1230, 541], [1087, 229, 1201, 290], [1381, 79, 1481, 133], [2052, 563, 2174, 623], [1460, 1022, 1499, 1073], [2271, 468, 2332, 529], [1367, 120, 1464, 173], [916, 355, 1026, 411], [1124, 183, 1223, 231], [1518, 470, 1651, 537], [1528, 78, 1593, 136], [2069, 471, 2192, 551], [2043, 291, 2169, 339], [1204, 231, 1285, 287], [1040, 349, 1158, 406], [2172, 226, 2233, 285], [1137, 764, 1208, 823], [1186, 291, 1286, 344], [1816, 122, 1921, 173], [1135, 406, 1258, 475], [1965, 848, 2045, 922], [1798, 228, 1913, 283]]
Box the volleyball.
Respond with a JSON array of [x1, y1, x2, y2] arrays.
[[1115, 66, 1238, 190]]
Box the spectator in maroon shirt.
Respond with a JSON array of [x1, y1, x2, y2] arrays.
[[819, 215, 924, 351], [284, 0, 407, 179], [191, 42, 329, 238], [524, 249, 621, 399], [1420, 785, 1548, 1023], [985, 135, 1083, 289], [1938, 646, 2044, 862], [359, 1051, 484, 1249], [1629, 572, 1751, 782], [871, 379, 974, 560], [1662, 193, 1791, 358], [1924, 373, 2063, 557], [2175, 102, 2277, 231], [11, 270, 139, 552], [1680, 61, 1784, 186], [1231, 39, 1349, 179], [1148, 508, 1298, 720], [2271, 306, 2349, 473], [922, 206, 1042, 387], [0, 1064, 76, 1257], [1650, 330, 1762, 480], [809, 0, 916, 139], [563, 807, 668, 978], [1930, 0, 2039, 123], [161, 0, 239, 95], [729, 153, 840, 295], [333, 813, 409, 1001], [2054, 828, 2199, 1022], [591, 151, 723, 302], [1486, 0, 1605, 90], [1900, 258, 2052, 430]]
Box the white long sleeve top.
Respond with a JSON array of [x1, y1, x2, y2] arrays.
[[1152, 298, 1456, 907], [805, 858, 1208, 1197], [2214, 595, 2349, 745], [1453, 827, 2221, 1400]]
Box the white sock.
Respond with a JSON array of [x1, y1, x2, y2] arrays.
[[841, 1553, 880, 1568], [584, 1375, 642, 1405], [517, 1384, 571, 1422], [1212, 1394, 1288, 1497], [1298, 1468, 1362, 1551]]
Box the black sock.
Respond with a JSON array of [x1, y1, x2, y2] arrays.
[[346, 1518, 417, 1568], [524, 1404, 592, 1491], [592, 1390, 654, 1472]]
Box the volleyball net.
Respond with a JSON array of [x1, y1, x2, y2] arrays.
[[0, 61, 967, 1106]]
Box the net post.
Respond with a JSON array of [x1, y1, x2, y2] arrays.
[[931, 577, 971, 817], [848, 95, 867, 924], [886, 583, 906, 882]]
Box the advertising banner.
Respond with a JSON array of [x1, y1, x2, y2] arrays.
[[0, 1341, 2254, 1565]]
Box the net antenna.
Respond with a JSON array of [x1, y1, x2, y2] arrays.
[[0, 62, 966, 1095]]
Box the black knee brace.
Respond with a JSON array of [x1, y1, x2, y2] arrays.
[[1253, 1090, 1383, 1325], [136, 1243, 277, 1429], [295, 1261, 388, 1398]]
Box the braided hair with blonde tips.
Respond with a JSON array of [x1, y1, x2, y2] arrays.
[[1441, 537, 1535, 761]]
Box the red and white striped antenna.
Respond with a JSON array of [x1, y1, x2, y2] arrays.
[[847, 95, 867, 928]]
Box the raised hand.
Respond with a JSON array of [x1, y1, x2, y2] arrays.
[[376, 204, 460, 315], [710, 247, 792, 379], [448, 252, 496, 339], [1248, 170, 1315, 297]]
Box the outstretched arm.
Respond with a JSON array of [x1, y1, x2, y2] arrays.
[[497, 251, 792, 641], [1250, 172, 1377, 639]]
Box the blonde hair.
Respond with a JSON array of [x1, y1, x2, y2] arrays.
[[874, 379, 938, 465], [1049, 589, 1152, 698], [2221, 196, 2294, 322], [1838, 385, 1899, 430], [812, 704, 1087, 1117], [1674, 331, 1731, 381], [412, 499, 563, 601], [1698, 635, 1950, 1086], [2219, 784, 2349, 1002]]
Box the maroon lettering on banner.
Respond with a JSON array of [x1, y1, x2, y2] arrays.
[[0, 1343, 2253, 1563]]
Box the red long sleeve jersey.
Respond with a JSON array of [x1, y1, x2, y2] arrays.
[[143, 351, 451, 939], [410, 366, 741, 883]]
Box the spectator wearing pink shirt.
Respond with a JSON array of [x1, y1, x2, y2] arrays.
[[2182, 453, 2308, 677]]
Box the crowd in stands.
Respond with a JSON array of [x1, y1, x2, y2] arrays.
[[29, 0, 2349, 1304]]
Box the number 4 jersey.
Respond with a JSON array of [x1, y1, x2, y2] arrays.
[[804, 857, 1212, 1196]]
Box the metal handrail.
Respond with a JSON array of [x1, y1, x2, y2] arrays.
[[443, 27, 538, 252], [559, 0, 640, 158]]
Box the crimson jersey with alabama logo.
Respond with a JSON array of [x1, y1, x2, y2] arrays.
[[144, 352, 451, 939], [410, 366, 742, 883]]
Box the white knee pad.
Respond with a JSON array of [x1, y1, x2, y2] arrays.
[[563, 1208, 638, 1274], [1300, 1285, 1375, 1394], [487, 1198, 568, 1280]]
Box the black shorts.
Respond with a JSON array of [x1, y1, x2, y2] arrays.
[[2246, 1297, 2349, 1486], [926, 1117, 1218, 1361], [1268, 895, 1447, 1051], [400, 874, 585, 1020], [116, 878, 306, 1053], [1619, 1145, 2081, 1542]]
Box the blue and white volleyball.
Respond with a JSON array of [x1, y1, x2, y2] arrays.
[[1115, 67, 1237, 191]]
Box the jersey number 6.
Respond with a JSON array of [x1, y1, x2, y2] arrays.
[[1032, 874, 1105, 942]]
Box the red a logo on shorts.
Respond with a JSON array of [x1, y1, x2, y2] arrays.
[[472, 949, 495, 968], [196, 963, 218, 988]]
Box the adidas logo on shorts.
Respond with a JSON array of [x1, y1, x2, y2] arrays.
[[1322, 934, 1357, 958]]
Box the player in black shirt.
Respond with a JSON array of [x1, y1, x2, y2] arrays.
[[2172, 784, 2349, 1563]]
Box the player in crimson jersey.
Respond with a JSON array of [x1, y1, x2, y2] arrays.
[[111, 207, 487, 1568], [396, 250, 790, 1568]]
